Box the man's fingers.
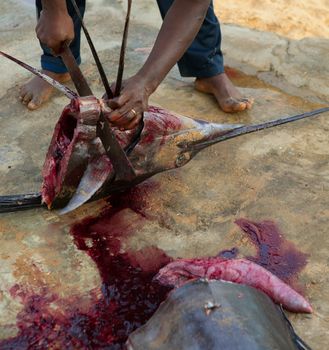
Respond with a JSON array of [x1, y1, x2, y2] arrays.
[[116, 92, 130, 107], [108, 110, 123, 123], [117, 101, 136, 118], [48, 42, 63, 56], [108, 104, 142, 130], [115, 109, 140, 128], [123, 113, 143, 130], [106, 98, 120, 110], [108, 100, 136, 122]]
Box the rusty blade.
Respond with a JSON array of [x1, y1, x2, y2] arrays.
[[97, 112, 136, 181], [60, 47, 93, 97], [0, 50, 77, 99], [60, 46, 136, 181], [68, 0, 113, 99]]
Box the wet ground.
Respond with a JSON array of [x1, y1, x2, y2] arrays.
[[0, 0, 328, 349]]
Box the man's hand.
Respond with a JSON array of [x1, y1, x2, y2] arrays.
[[107, 0, 210, 130], [36, 1, 74, 55], [107, 74, 150, 130]]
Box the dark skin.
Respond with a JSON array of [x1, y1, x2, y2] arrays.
[[20, 0, 253, 125], [109, 0, 211, 129], [36, 1, 75, 54], [20, 0, 74, 109]]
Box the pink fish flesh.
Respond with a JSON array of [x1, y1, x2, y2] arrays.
[[155, 257, 312, 313]]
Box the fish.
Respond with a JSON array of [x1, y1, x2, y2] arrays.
[[40, 97, 244, 212], [0, 0, 328, 213], [0, 54, 328, 214], [41, 93, 329, 215], [127, 280, 311, 350], [154, 257, 312, 313]]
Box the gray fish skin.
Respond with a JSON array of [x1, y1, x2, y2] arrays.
[[127, 280, 301, 350]]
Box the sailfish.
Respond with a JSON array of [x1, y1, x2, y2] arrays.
[[0, 0, 328, 214]]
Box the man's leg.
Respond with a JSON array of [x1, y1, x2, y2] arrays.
[[156, 0, 253, 112], [20, 0, 86, 110]]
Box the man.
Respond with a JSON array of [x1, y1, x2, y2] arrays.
[[20, 0, 253, 130]]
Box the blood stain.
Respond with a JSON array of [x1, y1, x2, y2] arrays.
[[0, 184, 172, 349], [235, 218, 308, 286], [0, 190, 308, 349]]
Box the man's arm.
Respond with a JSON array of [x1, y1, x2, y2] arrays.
[[36, 0, 74, 55], [139, 0, 211, 94], [108, 0, 211, 129]]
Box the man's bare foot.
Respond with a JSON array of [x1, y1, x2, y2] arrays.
[[20, 70, 71, 110], [195, 73, 254, 113]]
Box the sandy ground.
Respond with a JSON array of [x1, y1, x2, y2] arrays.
[[0, 0, 328, 348], [216, 0, 329, 39]]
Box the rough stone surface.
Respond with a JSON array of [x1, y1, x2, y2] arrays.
[[0, 0, 328, 349], [222, 24, 329, 101]]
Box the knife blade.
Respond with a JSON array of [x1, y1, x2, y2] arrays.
[[60, 46, 136, 181], [60, 46, 93, 97]]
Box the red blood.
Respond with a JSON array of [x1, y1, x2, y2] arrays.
[[235, 219, 308, 285], [52, 113, 76, 172], [141, 106, 182, 145], [1, 197, 310, 347], [0, 184, 172, 349], [41, 111, 77, 205]]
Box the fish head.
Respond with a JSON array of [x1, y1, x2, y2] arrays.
[[130, 106, 244, 176]]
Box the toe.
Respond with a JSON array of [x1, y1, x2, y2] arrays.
[[246, 101, 253, 110], [234, 102, 247, 112], [19, 87, 28, 101], [240, 97, 254, 110], [27, 96, 43, 110], [221, 97, 245, 113], [223, 97, 255, 112], [22, 92, 33, 105]]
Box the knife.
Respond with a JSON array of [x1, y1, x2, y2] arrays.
[[60, 45, 136, 181]]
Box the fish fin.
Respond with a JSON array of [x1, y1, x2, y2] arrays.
[[0, 51, 78, 99], [59, 155, 113, 214], [279, 305, 313, 350]]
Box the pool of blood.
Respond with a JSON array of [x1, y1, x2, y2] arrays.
[[0, 184, 172, 349], [235, 218, 308, 285], [0, 187, 309, 348]]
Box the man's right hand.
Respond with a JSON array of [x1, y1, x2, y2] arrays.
[[36, 1, 74, 55]]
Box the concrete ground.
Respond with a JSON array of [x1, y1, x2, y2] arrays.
[[0, 0, 328, 348]]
